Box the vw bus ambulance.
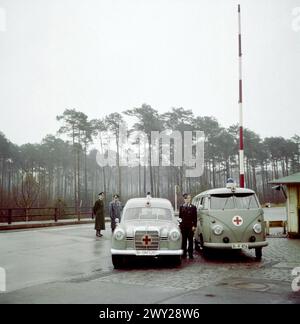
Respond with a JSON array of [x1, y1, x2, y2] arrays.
[[192, 180, 268, 259]]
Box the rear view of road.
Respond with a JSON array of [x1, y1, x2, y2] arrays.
[[263, 207, 287, 221]]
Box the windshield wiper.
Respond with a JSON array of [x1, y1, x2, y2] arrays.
[[247, 197, 252, 209], [222, 197, 231, 210]]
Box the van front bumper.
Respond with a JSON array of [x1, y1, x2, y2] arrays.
[[111, 248, 183, 256], [203, 241, 268, 249]]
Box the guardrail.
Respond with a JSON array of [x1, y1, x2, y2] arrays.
[[265, 220, 287, 235], [0, 207, 94, 225]]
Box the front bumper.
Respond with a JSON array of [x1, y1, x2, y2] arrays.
[[203, 241, 269, 249], [111, 248, 183, 256]]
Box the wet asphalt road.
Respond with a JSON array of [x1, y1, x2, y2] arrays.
[[0, 208, 299, 304]]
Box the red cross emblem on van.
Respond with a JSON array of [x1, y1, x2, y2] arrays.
[[232, 215, 243, 226]]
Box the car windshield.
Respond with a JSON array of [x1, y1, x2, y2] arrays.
[[210, 193, 259, 210], [124, 207, 172, 221]]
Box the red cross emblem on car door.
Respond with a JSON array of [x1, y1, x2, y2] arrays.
[[232, 215, 243, 226]]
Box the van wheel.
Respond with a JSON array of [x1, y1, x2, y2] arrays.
[[255, 248, 262, 260], [112, 255, 124, 269]]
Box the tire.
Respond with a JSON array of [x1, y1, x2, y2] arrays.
[[255, 247, 262, 260], [173, 256, 182, 266], [112, 255, 124, 269], [202, 246, 209, 257], [165, 256, 181, 267], [199, 234, 204, 248]]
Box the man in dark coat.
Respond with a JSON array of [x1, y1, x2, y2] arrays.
[[109, 194, 123, 232], [179, 193, 197, 259], [93, 192, 105, 237]]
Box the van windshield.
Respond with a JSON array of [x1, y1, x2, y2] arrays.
[[124, 207, 172, 221], [210, 193, 259, 210]]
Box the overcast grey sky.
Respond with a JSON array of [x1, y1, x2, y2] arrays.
[[0, 0, 299, 145]]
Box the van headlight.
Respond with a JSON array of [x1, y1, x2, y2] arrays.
[[169, 230, 180, 241], [114, 229, 125, 241], [212, 225, 223, 235], [253, 223, 262, 234]]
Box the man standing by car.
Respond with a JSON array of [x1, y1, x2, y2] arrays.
[[179, 193, 197, 259], [93, 192, 105, 237], [109, 194, 123, 232]]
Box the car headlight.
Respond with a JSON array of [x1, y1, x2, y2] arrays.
[[114, 229, 125, 241], [169, 230, 181, 241], [253, 223, 262, 234], [212, 225, 223, 235]]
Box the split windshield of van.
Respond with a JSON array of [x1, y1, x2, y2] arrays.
[[210, 193, 259, 210], [124, 207, 172, 221]]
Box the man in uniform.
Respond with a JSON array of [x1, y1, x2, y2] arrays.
[[179, 193, 197, 259], [109, 194, 123, 232], [93, 192, 105, 237]]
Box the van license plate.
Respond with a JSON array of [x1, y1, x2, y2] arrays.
[[136, 250, 157, 256], [231, 243, 248, 249]]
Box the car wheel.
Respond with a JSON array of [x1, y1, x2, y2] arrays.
[[174, 256, 182, 266], [199, 234, 204, 247], [255, 247, 262, 260], [112, 255, 124, 269], [166, 256, 181, 267], [202, 246, 209, 257]]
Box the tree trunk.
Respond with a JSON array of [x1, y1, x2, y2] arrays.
[[148, 138, 154, 195], [73, 125, 77, 214], [138, 148, 141, 197], [77, 146, 81, 218], [252, 163, 257, 192], [143, 165, 146, 196], [116, 137, 121, 197], [84, 144, 88, 206]]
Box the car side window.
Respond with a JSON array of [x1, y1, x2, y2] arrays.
[[199, 197, 204, 209], [194, 198, 199, 209], [202, 197, 209, 210]]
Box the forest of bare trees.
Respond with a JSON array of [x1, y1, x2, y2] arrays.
[[0, 104, 299, 210]]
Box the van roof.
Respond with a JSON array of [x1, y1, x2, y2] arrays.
[[125, 198, 173, 209], [193, 187, 255, 198]]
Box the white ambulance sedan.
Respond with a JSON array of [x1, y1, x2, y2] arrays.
[[111, 198, 183, 268]]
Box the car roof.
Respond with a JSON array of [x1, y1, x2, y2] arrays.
[[193, 187, 255, 198], [125, 198, 173, 209]]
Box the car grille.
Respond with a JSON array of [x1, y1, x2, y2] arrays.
[[160, 236, 168, 241], [135, 231, 160, 250]]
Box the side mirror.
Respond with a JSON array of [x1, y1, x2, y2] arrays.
[[198, 204, 203, 210], [115, 218, 120, 225], [177, 218, 182, 224]]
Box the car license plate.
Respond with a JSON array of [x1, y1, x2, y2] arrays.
[[231, 243, 248, 249], [136, 250, 157, 256]]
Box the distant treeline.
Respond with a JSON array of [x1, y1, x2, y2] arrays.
[[0, 104, 299, 209]]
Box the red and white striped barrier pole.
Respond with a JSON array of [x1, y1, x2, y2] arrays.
[[238, 4, 245, 188]]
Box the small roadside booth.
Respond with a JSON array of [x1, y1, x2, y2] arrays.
[[269, 172, 300, 238]]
